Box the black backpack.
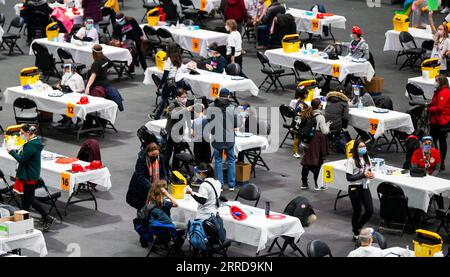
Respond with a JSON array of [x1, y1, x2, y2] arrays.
[[298, 114, 318, 144], [284, 196, 316, 227]]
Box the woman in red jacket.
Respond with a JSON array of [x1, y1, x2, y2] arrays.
[[224, 0, 248, 33], [428, 74, 450, 171]]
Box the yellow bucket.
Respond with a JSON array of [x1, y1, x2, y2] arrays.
[[393, 14, 409, 32], [422, 58, 441, 79], [297, 80, 317, 101], [170, 171, 187, 200], [413, 229, 443, 257], [282, 34, 300, 53], [155, 50, 167, 71], [46, 22, 60, 41], [264, 0, 272, 7], [346, 140, 354, 159], [4, 124, 26, 148], [147, 8, 160, 26], [19, 67, 40, 86]]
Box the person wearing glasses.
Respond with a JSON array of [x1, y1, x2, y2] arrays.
[[203, 43, 228, 73], [347, 228, 383, 257]]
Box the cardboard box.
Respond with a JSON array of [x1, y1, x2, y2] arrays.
[[236, 162, 251, 182], [0, 211, 34, 237], [364, 77, 384, 93]]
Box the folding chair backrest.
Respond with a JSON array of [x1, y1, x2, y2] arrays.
[[13, 97, 38, 111], [256, 51, 270, 67], [8, 16, 25, 33], [183, 19, 195, 26], [406, 83, 426, 100], [179, 0, 194, 9], [151, 73, 162, 87], [202, 219, 221, 246], [307, 240, 332, 257], [421, 40, 434, 52], [143, 25, 159, 40], [156, 28, 174, 40], [377, 182, 409, 223], [399, 31, 417, 49], [294, 60, 311, 73], [57, 48, 74, 63], [235, 183, 261, 206], [279, 104, 295, 122]]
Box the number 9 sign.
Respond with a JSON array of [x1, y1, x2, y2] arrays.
[[323, 165, 334, 183]]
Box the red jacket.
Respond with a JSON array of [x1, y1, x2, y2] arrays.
[[428, 86, 450, 126], [411, 148, 441, 174], [224, 0, 248, 24]]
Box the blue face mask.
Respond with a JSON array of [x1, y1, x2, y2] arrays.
[[86, 24, 93, 30], [21, 134, 27, 142], [423, 144, 432, 152], [358, 147, 367, 156]]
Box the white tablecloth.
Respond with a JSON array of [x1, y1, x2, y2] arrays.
[[191, 0, 222, 13], [286, 8, 346, 35], [171, 198, 304, 252], [145, 119, 269, 154], [0, 230, 48, 257], [383, 28, 434, 52], [0, 148, 112, 196], [144, 67, 259, 98], [264, 48, 375, 82], [317, 159, 450, 212], [15, 3, 84, 25], [382, 247, 415, 257], [141, 25, 228, 57], [29, 38, 133, 66], [4, 86, 118, 123], [406, 76, 450, 100], [348, 107, 415, 139]]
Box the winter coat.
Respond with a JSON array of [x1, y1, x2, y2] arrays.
[[325, 91, 350, 133], [301, 131, 329, 166], [428, 86, 450, 126], [224, 0, 248, 24], [9, 137, 44, 181], [262, 1, 285, 25], [207, 97, 239, 149], [77, 139, 101, 162], [82, 0, 102, 22], [341, 37, 370, 60], [126, 150, 167, 210]]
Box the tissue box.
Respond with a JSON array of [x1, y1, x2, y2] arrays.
[[0, 211, 34, 237]]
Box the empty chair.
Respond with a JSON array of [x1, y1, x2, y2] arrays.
[[406, 83, 428, 107], [234, 183, 261, 207], [377, 182, 414, 236], [151, 73, 162, 106], [257, 51, 293, 92], [56, 48, 87, 75], [279, 104, 296, 148], [156, 27, 175, 50], [0, 16, 25, 55], [34, 178, 63, 222], [225, 63, 241, 76], [179, 0, 207, 26], [143, 25, 162, 56], [398, 31, 425, 70], [294, 60, 322, 83], [307, 240, 332, 257], [31, 43, 60, 80], [13, 98, 43, 136], [407, 105, 428, 134]]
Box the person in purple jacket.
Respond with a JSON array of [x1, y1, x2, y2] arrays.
[[82, 0, 102, 30]]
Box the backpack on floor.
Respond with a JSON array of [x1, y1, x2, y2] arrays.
[[188, 219, 209, 250], [206, 212, 226, 242], [298, 114, 318, 144]]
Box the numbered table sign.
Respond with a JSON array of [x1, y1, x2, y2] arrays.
[[323, 164, 334, 183], [60, 172, 71, 192], [200, 0, 207, 11], [369, 118, 379, 135], [331, 64, 341, 78], [192, 38, 200, 53], [66, 103, 75, 118], [311, 18, 319, 32], [211, 83, 220, 98]]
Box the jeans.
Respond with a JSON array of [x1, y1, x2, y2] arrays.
[[256, 25, 269, 46], [348, 185, 374, 236], [214, 146, 236, 188], [21, 183, 49, 222]]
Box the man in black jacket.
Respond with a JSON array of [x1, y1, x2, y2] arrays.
[[113, 13, 147, 71], [256, 0, 285, 48], [20, 0, 52, 44]]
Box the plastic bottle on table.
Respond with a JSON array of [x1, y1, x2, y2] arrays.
[[312, 5, 318, 17], [404, 245, 411, 257]]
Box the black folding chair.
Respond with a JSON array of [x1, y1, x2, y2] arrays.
[[234, 183, 261, 207], [0, 13, 5, 27], [398, 31, 425, 70], [256, 51, 294, 92], [35, 178, 63, 222], [143, 25, 162, 56], [0, 170, 21, 208], [56, 48, 87, 76], [279, 105, 296, 148], [436, 203, 450, 238], [179, 0, 208, 27], [173, 142, 196, 181], [31, 42, 61, 80], [109, 60, 133, 81], [294, 60, 322, 84], [406, 83, 428, 107], [189, 220, 232, 257], [156, 27, 175, 51], [12, 98, 44, 136], [0, 16, 25, 55], [407, 105, 429, 135], [307, 240, 332, 257], [151, 73, 162, 107]]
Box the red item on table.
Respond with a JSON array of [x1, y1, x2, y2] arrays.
[[85, 160, 103, 170], [71, 163, 86, 173], [160, 13, 166, 21], [266, 214, 286, 220], [316, 13, 324, 19], [77, 96, 89, 105], [230, 206, 247, 221], [321, 13, 335, 17]]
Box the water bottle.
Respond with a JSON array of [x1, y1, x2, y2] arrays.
[[358, 97, 363, 110], [404, 245, 411, 257], [265, 201, 270, 217], [312, 5, 318, 17]]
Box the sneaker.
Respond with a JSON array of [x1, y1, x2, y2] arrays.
[[42, 216, 56, 232], [320, 186, 328, 191], [293, 153, 301, 159], [441, 7, 449, 13], [228, 187, 235, 191], [300, 184, 309, 190], [314, 186, 321, 191], [147, 113, 155, 120]]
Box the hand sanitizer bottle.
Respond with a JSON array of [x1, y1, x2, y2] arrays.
[[312, 5, 319, 17], [404, 245, 411, 257]]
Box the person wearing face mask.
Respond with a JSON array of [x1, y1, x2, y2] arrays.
[[203, 42, 228, 73], [192, 103, 211, 166], [428, 74, 450, 171], [126, 143, 167, 212], [224, 0, 248, 33], [82, 0, 102, 31], [411, 136, 442, 176], [7, 124, 56, 232], [186, 163, 222, 220], [300, 98, 331, 191], [112, 13, 147, 71], [225, 19, 244, 70], [428, 11, 450, 75], [74, 18, 99, 43], [163, 89, 194, 172], [346, 139, 374, 241]]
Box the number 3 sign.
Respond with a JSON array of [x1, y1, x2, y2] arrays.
[[323, 165, 334, 183]]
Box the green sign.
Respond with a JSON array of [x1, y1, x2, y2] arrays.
[[0, 225, 9, 232], [428, 0, 439, 11]]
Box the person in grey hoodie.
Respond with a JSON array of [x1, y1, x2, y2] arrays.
[[325, 91, 350, 135]]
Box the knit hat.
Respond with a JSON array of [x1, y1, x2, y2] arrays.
[[219, 88, 230, 97]]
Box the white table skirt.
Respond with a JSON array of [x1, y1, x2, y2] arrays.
[[29, 38, 133, 66], [406, 76, 450, 100], [171, 198, 304, 252], [0, 230, 48, 257], [141, 25, 228, 58], [286, 8, 346, 35], [317, 159, 450, 212], [384, 28, 434, 52], [348, 107, 415, 139], [0, 148, 112, 196], [264, 48, 375, 82], [4, 86, 118, 124], [145, 119, 269, 154], [144, 67, 259, 98]]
